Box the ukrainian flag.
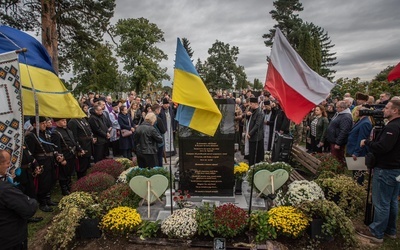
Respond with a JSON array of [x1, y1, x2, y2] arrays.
[[0, 26, 85, 118], [172, 38, 222, 136]]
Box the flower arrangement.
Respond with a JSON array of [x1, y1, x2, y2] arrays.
[[214, 203, 248, 238], [117, 167, 135, 183], [275, 180, 325, 206], [161, 208, 198, 239], [115, 157, 134, 170], [173, 190, 191, 209], [297, 199, 358, 247], [126, 166, 172, 185], [87, 159, 125, 179], [247, 161, 293, 189], [315, 174, 366, 218], [98, 183, 141, 211], [249, 210, 277, 242], [71, 172, 115, 193], [100, 206, 142, 236], [268, 206, 309, 238], [234, 162, 249, 180]]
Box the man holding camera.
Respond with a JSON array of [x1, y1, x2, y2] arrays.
[[358, 99, 400, 243]]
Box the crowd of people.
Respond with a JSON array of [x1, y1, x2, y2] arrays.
[[0, 87, 399, 248]]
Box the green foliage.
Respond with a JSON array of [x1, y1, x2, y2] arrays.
[[253, 78, 263, 90], [98, 183, 141, 212], [70, 42, 119, 94], [126, 166, 172, 186], [313, 153, 345, 175], [113, 17, 170, 93], [137, 220, 161, 240], [249, 210, 277, 243], [195, 203, 216, 237], [181, 37, 194, 59], [297, 199, 358, 247], [199, 40, 247, 91], [247, 161, 293, 190], [315, 174, 367, 218]]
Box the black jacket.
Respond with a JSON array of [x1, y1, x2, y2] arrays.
[[0, 181, 37, 248], [246, 107, 264, 142], [134, 121, 163, 155], [326, 110, 353, 146], [88, 110, 109, 145], [366, 117, 400, 169]]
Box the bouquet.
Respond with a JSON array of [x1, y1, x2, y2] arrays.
[[234, 162, 249, 180]]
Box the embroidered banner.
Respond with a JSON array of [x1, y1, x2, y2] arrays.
[[0, 51, 23, 172]]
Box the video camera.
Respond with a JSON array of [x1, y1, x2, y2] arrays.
[[359, 104, 385, 128]]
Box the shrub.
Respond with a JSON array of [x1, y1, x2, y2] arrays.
[[161, 208, 197, 239], [71, 172, 115, 193], [297, 199, 358, 247], [100, 206, 142, 236], [214, 203, 248, 238], [137, 220, 161, 240], [315, 174, 366, 218], [115, 157, 134, 170], [58, 191, 101, 219], [88, 159, 125, 179], [268, 206, 309, 238], [249, 210, 277, 243], [98, 183, 141, 211]]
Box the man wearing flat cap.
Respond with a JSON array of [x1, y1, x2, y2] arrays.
[[245, 97, 264, 166], [52, 118, 84, 195], [25, 116, 57, 211]]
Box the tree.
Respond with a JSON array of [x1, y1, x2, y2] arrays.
[[69, 42, 119, 94], [253, 78, 263, 90], [0, 0, 116, 74], [263, 0, 304, 47], [263, 0, 337, 79], [201, 40, 247, 90], [181, 37, 194, 59], [113, 18, 170, 93]]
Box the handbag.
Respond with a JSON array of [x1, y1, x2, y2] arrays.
[[121, 129, 133, 137]]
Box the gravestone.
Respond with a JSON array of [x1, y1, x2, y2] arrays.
[[178, 99, 235, 197]]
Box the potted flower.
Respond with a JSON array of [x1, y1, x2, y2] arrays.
[[233, 162, 249, 194], [214, 203, 248, 238], [161, 208, 198, 239], [267, 206, 308, 239], [100, 206, 142, 236], [274, 180, 325, 206]]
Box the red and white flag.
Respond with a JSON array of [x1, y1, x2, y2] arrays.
[[264, 28, 335, 124], [388, 62, 400, 81]]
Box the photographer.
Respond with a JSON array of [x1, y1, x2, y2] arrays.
[[358, 99, 400, 243]]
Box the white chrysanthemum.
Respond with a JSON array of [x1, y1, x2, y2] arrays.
[[116, 167, 135, 183], [275, 180, 325, 206], [161, 208, 198, 239]]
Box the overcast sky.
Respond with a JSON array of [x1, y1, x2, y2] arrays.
[[112, 0, 400, 86]]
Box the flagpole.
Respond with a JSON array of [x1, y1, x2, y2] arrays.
[[169, 116, 173, 214]]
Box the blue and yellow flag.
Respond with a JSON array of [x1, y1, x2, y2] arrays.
[[0, 26, 85, 118], [172, 38, 222, 136]]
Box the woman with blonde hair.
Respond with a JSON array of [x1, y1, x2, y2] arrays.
[[133, 113, 163, 168]]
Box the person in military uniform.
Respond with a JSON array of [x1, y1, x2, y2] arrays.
[[51, 118, 84, 195], [25, 117, 58, 212], [68, 114, 94, 179]]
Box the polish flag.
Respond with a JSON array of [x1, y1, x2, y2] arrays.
[[388, 62, 400, 81], [264, 28, 335, 124]]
